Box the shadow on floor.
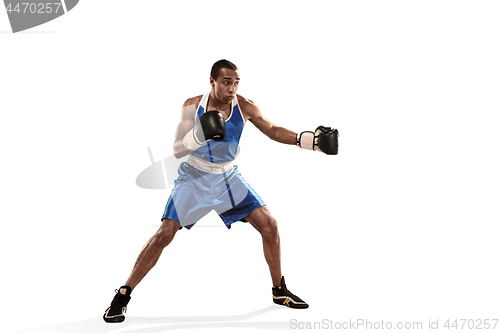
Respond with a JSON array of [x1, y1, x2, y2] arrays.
[[7, 305, 293, 332]]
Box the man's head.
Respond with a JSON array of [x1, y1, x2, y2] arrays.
[[210, 59, 240, 104], [210, 59, 238, 81]]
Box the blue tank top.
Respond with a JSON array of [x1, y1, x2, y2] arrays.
[[190, 92, 245, 164]]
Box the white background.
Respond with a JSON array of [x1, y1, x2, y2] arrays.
[[1, 1, 499, 332]]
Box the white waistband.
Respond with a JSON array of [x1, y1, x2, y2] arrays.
[[186, 155, 234, 174]]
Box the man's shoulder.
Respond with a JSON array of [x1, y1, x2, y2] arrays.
[[236, 94, 255, 106], [183, 95, 203, 107], [237, 94, 260, 117]]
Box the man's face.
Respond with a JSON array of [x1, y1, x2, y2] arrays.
[[211, 67, 240, 104]]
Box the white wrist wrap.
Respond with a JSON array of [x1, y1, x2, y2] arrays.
[[296, 131, 315, 150], [183, 127, 204, 151]]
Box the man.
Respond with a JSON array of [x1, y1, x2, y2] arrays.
[[103, 59, 338, 323]]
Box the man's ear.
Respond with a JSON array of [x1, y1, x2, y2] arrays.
[[210, 76, 215, 87]]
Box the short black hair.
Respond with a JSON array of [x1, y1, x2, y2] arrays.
[[210, 59, 238, 81]]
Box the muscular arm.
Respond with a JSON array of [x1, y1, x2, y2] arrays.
[[172, 99, 198, 158], [244, 99, 297, 145]]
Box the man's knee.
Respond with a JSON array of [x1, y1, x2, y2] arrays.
[[258, 215, 279, 240], [247, 206, 279, 236], [154, 218, 180, 248]]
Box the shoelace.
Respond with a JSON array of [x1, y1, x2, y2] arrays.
[[111, 289, 128, 307]]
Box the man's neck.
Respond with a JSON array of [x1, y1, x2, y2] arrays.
[[208, 91, 231, 110]]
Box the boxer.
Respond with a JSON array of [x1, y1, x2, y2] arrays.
[[104, 60, 338, 323]]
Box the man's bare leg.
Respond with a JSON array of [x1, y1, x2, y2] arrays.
[[104, 218, 181, 322], [244, 205, 308, 308], [244, 206, 282, 287], [125, 218, 181, 290]]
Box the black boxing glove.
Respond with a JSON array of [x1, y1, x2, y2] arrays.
[[183, 111, 226, 151], [296, 126, 339, 155], [317, 126, 339, 155]]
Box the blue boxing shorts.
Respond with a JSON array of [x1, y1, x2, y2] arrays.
[[161, 161, 265, 229]]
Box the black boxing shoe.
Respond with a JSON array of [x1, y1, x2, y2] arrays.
[[272, 276, 309, 309], [103, 286, 131, 323]]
